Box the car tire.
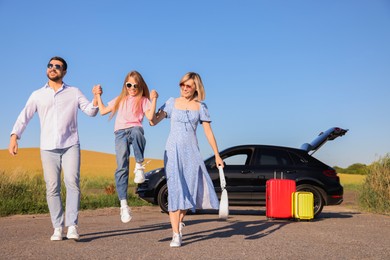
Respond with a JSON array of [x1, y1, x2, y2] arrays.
[[157, 183, 169, 213], [296, 184, 325, 217]]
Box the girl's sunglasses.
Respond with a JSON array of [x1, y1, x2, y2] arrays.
[[126, 82, 138, 89]]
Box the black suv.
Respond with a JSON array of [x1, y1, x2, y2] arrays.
[[136, 127, 348, 217]]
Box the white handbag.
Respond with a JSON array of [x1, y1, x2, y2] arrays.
[[218, 166, 229, 219]]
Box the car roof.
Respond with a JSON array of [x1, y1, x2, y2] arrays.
[[219, 144, 304, 153], [218, 127, 348, 155]]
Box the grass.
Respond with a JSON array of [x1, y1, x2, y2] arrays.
[[359, 155, 390, 215], [0, 148, 164, 217], [339, 155, 390, 215]]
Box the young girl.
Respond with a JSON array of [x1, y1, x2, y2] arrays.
[[150, 72, 223, 247], [94, 71, 157, 223]]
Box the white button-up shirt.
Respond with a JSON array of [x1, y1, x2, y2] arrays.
[[11, 83, 98, 150]]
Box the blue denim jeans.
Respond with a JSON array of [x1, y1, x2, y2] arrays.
[[40, 144, 80, 228], [114, 126, 146, 200]]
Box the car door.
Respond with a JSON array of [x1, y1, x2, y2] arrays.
[[211, 147, 256, 204], [251, 147, 296, 203]]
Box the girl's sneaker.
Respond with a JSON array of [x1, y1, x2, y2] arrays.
[[134, 166, 145, 184], [134, 160, 151, 184], [120, 206, 132, 223]]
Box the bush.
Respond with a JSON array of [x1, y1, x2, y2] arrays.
[[359, 155, 390, 215], [334, 163, 368, 175]]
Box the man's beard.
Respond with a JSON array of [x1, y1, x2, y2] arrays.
[[47, 73, 62, 82]]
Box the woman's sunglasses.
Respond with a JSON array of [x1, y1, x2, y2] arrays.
[[180, 83, 194, 89]]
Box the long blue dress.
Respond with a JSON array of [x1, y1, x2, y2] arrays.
[[160, 97, 219, 212]]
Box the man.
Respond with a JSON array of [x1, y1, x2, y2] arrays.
[[9, 56, 100, 241]]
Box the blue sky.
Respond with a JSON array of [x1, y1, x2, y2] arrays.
[[1, 0, 389, 168]]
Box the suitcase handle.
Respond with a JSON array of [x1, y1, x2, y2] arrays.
[[273, 170, 284, 179]]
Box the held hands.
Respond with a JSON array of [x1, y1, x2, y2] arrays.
[[150, 89, 158, 100], [147, 89, 159, 126], [92, 84, 103, 96]]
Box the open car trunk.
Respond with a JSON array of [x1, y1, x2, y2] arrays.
[[300, 127, 348, 155]]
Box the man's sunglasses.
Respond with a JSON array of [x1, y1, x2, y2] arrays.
[[47, 63, 62, 70], [126, 82, 138, 89]]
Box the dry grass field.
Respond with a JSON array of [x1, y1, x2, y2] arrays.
[[338, 173, 365, 186], [0, 148, 164, 179], [1, 149, 366, 184]]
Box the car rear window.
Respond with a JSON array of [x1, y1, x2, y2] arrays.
[[289, 151, 325, 167], [289, 152, 309, 166], [257, 148, 293, 166]]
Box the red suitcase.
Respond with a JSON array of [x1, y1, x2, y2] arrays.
[[266, 171, 296, 219]]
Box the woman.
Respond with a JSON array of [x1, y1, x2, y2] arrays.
[[93, 71, 157, 223], [150, 72, 223, 247]]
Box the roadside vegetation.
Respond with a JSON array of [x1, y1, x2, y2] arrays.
[[0, 148, 163, 217], [358, 155, 390, 215], [0, 169, 147, 217], [336, 155, 390, 215], [1, 149, 389, 216]]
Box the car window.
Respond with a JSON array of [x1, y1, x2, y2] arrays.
[[257, 148, 293, 166], [223, 154, 248, 166], [221, 148, 253, 166], [289, 152, 309, 166]]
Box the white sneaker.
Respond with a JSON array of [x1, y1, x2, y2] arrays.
[[170, 232, 182, 247], [66, 225, 80, 240], [120, 206, 132, 223], [134, 166, 145, 184], [50, 227, 63, 241], [179, 222, 185, 236]]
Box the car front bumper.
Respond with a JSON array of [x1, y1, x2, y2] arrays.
[[136, 181, 156, 204]]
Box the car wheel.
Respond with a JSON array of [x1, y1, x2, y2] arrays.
[[296, 184, 325, 217], [157, 183, 168, 213]]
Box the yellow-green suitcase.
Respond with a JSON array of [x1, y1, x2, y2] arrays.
[[292, 191, 314, 220]]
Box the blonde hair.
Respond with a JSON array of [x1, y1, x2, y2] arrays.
[[110, 71, 150, 119], [180, 72, 206, 101]]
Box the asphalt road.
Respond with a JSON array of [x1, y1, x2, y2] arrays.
[[0, 204, 389, 260]]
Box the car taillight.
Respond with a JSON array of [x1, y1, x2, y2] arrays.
[[323, 169, 338, 178]]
